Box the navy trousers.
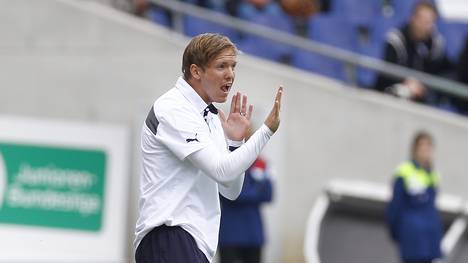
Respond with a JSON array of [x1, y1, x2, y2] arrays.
[[219, 246, 261, 263], [135, 225, 209, 263]]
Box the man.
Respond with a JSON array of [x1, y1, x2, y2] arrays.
[[134, 33, 283, 263], [386, 132, 443, 263], [374, 1, 451, 102]]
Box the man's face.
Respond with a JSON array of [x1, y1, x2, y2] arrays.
[[198, 49, 237, 104], [415, 138, 433, 167], [410, 7, 437, 42]]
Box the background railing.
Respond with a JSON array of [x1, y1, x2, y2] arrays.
[[150, 0, 468, 100]]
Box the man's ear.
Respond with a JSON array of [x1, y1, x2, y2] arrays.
[[190, 64, 202, 80]]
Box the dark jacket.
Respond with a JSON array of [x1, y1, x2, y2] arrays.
[[458, 38, 468, 84], [386, 161, 443, 262], [375, 24, 452, 99], [454, 38, 468, 114], [219, 158, 273, 247]]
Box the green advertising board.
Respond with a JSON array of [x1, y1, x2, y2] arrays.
[[0, 142, 106, 232]]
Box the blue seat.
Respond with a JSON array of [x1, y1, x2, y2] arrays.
[[437, 21, 468, 62], [355, 16, 401, 88], [292, 50, 348, 81], [356, 41, 385, 88], [331, 0, 383, 26], [368, 16, 402, 43], [308, 15, 358, 51], [291, 15, 358, 82], [182, 0, 226, 12], [181, 0, 239, 40], [183, 15, 239, 41], [148, 8, 171, 27], [236, 3, 295, 61]]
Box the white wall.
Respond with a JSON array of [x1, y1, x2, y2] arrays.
[[1, 0, 468, 262]]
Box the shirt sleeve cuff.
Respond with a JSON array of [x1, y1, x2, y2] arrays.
[[261, 124, 274, 137], [227, 139, 243, 148]]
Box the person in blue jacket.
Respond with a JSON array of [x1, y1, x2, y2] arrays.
[[218, 155, 273, 263], [386, 131, 443, 263]]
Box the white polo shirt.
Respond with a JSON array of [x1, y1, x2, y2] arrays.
[[134, 77, 232, 261]]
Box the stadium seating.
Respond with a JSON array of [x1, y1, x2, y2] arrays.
[[158, 0, 467, 89], [148, 8, 171, 27], [236, 3, 295, 61], [293, 51, 349, 81], [183, 15, 239, 41], [356, 42, 384, 88], [330, 0, 382, 26], [356, 16, 402, 88], [291, 15, 358, 81], [437, 21, 468, 62]]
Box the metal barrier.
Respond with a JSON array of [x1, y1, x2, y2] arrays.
[[149, 0, 468, 100], [305, 179, 468, 263]]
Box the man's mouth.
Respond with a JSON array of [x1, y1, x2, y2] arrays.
[[221, 83, 232, 93]]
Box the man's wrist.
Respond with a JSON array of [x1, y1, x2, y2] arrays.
[[227, 139, 243, 152]]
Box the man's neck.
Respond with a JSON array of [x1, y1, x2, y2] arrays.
[[186, 77, 211, 104], [408, 25, 429, 43]]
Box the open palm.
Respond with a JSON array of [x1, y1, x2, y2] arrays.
[[219, 92, 253, 141]]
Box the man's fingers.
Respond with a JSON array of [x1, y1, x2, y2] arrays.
[[275, 86, 283, 111], [247, 104, 253, 120], [263, 86, 283, 133], [271, 86, 283, 115], [275, 101, 281, 117], [230, 94, 236, 114], [234, 92, 241, 113], [241, 95, 247, 115]]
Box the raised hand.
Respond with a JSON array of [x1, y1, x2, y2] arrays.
[[264, 86, 283, 133], [219, 92, 253, 141]]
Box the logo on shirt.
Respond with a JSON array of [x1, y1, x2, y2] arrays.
[[186, 133, 199, 143]]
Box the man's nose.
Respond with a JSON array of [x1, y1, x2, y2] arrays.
[[226, 67, 234, 79]]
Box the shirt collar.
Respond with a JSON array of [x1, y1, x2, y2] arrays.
[[175, 76, 208, 115], [411, 159, 432, 173]]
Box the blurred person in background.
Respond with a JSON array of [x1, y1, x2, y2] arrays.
[[133, 0, 225, 26], [453, 38, 468, 115], [386, 131, 443, 263], [280, 0, 319, 36], [280, 0, 319, 18], [218, 122, 274, 263], [374, 1, 452, 104], [238, 0, 279, 19]]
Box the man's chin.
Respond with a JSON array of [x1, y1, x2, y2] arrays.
[[214, 96, 228, 103]]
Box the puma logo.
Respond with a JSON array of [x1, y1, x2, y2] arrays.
[[186, 133, 199, 143]]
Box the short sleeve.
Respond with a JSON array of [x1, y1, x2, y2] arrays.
[[155, 103, 211, 160]]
